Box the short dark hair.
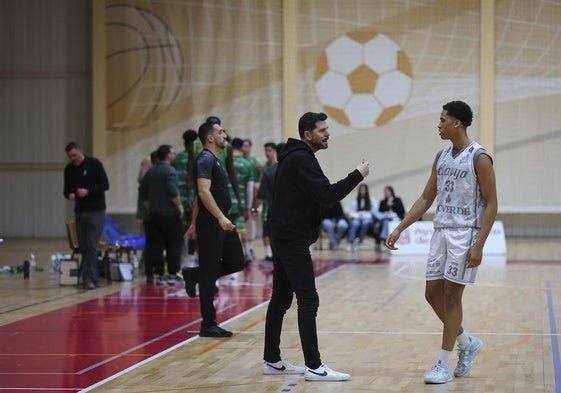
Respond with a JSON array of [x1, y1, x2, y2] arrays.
[[298, 112, 328, 139], [182, 129, 198, 144], [243, 138, 252, 147], [150, 150, 158, 164], [198, 121, 215, 144], [206, 115, 221, 125], [443, 101, 473, 128], [156, 144, 173, 161], [276, 142, 286, 154], [65, 141, 81, 152], [264, 142, 277, 151], [231, 137, 244, 150]]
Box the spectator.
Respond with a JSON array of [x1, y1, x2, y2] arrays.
[[321, 201, 349, 250], [372, 185, 406, 252], [346, 183, 376, 251]]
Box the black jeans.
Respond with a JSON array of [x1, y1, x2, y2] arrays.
[[196, 211, 245, 328], [263, 237, 321, 369], [148, 213, 183, 276]]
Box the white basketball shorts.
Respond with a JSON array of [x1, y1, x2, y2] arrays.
[[426, 227, 480, 285]]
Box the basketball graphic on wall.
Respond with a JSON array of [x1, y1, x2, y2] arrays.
[[314, 31, 413, 129], [106, 5, 184, 132]]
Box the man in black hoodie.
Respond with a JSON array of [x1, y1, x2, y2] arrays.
[[262, 112, 370, 381]]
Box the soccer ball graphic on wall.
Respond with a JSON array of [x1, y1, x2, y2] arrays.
[[315, 31, 412, 129]]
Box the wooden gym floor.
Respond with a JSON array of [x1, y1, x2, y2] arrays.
[[0, 237, 560, 392]]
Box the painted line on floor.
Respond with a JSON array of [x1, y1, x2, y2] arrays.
[[546, 281, 561, 393]]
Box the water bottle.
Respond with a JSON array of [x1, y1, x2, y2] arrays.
[[50, 254, 59, 275], [131, 252, 139, 279], [29, 254, 36, 277], [23, 260, 30, 279]]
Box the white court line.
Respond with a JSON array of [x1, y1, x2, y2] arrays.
[[79, 263, 350, 392]]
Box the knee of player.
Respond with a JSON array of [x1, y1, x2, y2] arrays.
[[296, 290, 319, 310]]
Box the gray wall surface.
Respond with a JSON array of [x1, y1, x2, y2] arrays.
[[0, 0, 91, 237]]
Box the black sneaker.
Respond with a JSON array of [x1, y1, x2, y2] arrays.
[[182, 267, 197, 298], [199, 325, 233, 338]]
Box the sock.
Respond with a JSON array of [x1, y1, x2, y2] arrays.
[[438, 349, 452, 365], [457, 332, 471, 348], [265, 245, 272, 258], [244, 241, 252, 257]]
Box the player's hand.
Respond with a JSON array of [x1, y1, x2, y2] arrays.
[[68, 193, 76, 201], [466, 244, 483, 268], [385, 229, 400, 250], [356, 161, 370, 178]]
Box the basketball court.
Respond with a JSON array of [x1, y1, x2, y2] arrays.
[[0, 238, 560, 392]]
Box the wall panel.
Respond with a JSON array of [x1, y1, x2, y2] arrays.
[[0, 0, 91, 237]]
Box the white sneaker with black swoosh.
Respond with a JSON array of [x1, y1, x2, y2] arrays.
[[263, 360, 305, 375], [305, 363, 350, 381]]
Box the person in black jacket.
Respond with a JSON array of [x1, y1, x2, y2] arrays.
[[373, 185, 406, 252], [63, 142, 109, 290], [262, 112, 370, 381]]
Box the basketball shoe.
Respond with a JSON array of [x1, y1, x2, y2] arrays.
[[454, 336, 483, 377], [424, 360, 453, 384]]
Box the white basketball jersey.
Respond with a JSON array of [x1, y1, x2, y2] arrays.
[[433, 141, 489, 229]]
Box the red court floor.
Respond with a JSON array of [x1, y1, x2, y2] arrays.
[[0, 257, 378, 392]]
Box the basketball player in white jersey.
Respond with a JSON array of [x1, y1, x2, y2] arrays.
[[386, 101, 497, 384]]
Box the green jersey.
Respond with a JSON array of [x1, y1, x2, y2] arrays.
[[173, 150, 195, 223], [245, 154, 260, 182]]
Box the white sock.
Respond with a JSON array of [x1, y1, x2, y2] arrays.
[[265, 245, 272, 258], [244, 241, 252, 257], [438, 349, 452, 365], [457, 332, 471, 348]]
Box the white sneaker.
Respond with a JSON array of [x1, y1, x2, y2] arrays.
[[454, 336, 483, 377], [263, 360, 305, 375], [345, 243, 353, 251], [305, 363, 350, 381], [424, 360, 453, 384]]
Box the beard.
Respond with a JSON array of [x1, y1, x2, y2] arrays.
[[312, 138, 328, 150]]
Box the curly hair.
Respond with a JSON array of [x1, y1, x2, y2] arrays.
[[443, 101, 473, 128]]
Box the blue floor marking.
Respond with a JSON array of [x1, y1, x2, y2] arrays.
[[546, 281, 561, 393]]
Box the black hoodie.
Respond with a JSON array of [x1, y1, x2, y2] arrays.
[[268, 138, 363, 245]]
